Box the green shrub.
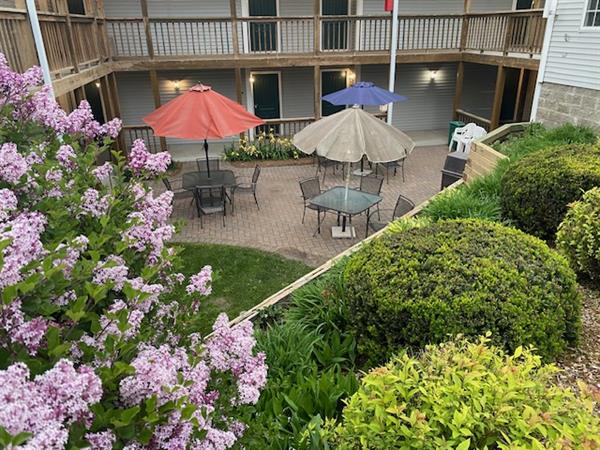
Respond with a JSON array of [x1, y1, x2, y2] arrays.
[[501, 142, 600, 240], [344, 219, 581, 363], [557, 187, 600, 281], [325, 336, 600, 449]]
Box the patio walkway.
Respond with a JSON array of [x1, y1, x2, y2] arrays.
[[169, 145, 447, 267]]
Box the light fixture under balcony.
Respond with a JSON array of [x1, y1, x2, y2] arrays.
[[346, 69, 356, 84], [95, 81, 101, 88], [429, 70, 438, 81], [173, 80, 181, 93], [249, 75, 256, 84]]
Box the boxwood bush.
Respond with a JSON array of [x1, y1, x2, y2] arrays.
[[501, 142, 600, 240], [325, 336, 600, 449], [344, 219, 581, 362], [557, 187, 600, 281]]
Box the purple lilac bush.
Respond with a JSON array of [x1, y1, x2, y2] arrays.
[[0, 54, 266, 449]]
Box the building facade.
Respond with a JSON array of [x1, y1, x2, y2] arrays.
[[532, 0, 600, 131], [0, 0, 547, 159]]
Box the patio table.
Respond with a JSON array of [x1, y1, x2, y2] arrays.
[[182, 170, 236, 191], [309, 186, 382, 238]]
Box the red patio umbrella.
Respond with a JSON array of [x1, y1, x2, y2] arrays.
[[143, 84, 264, 177]]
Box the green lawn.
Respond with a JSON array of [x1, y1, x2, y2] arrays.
[[166, 243, 312, 334]]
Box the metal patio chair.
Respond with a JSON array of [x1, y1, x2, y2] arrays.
[[196, 157, 220, 173], [360, 174, 384, 220], [366, 193, 415, 237], [193, 184, 227, 228], [316, 155, 339, 183], [231, 165, 261, 213], [376, 156, 407, 183], [162, 177, 194, 207], [299, 177, 326, 235]]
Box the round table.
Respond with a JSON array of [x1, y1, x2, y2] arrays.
[[182, 170, 236, 191]]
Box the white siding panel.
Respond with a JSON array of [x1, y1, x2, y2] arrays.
[[469, 0, 514, 12], [115, 72, 154, 124], [281, 68, 314, 118], [544, 0, 600, 91], [362, 0, 464, 14], [104, 0, 234, 17], [361, 63, 457, 131]]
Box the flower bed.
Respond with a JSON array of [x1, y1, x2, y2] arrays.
[[224, 130, 307, 161]]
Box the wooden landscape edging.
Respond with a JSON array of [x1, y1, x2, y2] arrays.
[[223, 122, 529, 332], [226, 179, 465, 328]]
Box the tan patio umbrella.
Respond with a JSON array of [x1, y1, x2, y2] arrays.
[[293, 106, 415, 199], [292, 106, 415, 164]]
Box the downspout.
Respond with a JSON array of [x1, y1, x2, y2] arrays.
[[386, 0, 399, 125], [530, 0, 557, 121], [26, 0, 54, 96]]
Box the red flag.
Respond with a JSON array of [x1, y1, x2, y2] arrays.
[[384, 0, 393, 12]]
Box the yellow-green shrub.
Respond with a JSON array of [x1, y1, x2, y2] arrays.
[[557, 187, 600, 281], [326, 336, 600, 449]]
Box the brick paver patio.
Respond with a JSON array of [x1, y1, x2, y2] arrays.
[[169, 145, 447, 267]]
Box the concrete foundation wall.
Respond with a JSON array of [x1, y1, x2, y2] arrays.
[[537, 82, 600, 132]]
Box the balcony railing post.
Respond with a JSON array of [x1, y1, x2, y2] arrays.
[[460, 15, 470, 50], [140, 0, 155, 58], [63, 12, 81, 72], [503, 14, 515, 54], [229, 0, 240, 57], [313, 0, 320, 54]]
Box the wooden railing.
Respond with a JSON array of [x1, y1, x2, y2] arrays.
[[464, 10, 545, 54], [104, 10, 544, 59], [0, 7, 109, 76], [455, 109, 492, 131], [257, 117, 315, 136]]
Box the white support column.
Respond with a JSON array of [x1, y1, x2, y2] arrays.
[[530, 0, 557, 122], [386, 0, 399, 125], [25, 0, 53, 95]]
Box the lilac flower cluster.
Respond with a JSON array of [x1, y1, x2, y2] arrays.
[[53, 235, 89, 279], [0, 142, 28, 184], [127, 139, 172, 177], [0, 187, 17, 221], [92, 162, 113, 183], [56, 144, 77, 171], [118, 317, 266, 450], [79, 188, 110, 218], [0, 299, 48, 355], [92, 255, 129, 290], [206, 314, 268, 405], [0, 360, 102, 449], [0, 211, 46, 289], [186, 265, 213, 297], [123, 188, 175, 262]]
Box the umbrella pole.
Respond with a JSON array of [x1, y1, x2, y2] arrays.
[[204, 139, 210, 178]]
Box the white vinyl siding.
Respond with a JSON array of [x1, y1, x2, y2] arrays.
[[281, 68, 315, 118], [543, 0, 600, 90], [361, 63, 457, 131], [362, 0, 513, 14], [103, 0, 242, 17]]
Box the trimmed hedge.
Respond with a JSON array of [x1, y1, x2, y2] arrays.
[[501, 143, 600, 240], [557, 187, 600, 281], [344, 219, 581, 362], [326, 337, 600, 449]]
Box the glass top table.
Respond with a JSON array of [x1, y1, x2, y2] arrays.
[[182, 170, 236, 191], [309, 186, 382, 236]]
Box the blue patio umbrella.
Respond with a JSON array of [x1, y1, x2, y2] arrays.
[[322, 81, 407, 175], [321, 81, 407, 106]]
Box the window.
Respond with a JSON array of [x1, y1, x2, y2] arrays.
[[584, 0, 600, 27]]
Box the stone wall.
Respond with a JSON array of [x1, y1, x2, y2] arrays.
[[537, 82, 600, 132]]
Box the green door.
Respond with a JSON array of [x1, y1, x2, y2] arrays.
[[322, 70, 347, 116], [253, 73, 280, 119], [322, 0, 348, 50], [249, 0, 277, 52]]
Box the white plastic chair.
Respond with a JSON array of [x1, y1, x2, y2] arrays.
[[450, 123, 487, 153]]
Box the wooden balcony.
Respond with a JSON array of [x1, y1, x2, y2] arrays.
[[104, 11, 545, 68], [0, 6, 545, 96]]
